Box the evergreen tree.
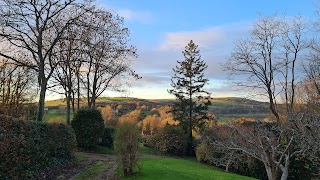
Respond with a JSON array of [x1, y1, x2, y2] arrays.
[[168, 40, 211, 155]]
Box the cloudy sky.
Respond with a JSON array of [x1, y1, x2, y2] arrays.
[[97, 0, 316, 100]]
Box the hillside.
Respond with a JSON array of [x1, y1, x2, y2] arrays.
[[44, 97, 270, 123]]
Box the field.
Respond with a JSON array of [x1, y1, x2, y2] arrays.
[[122, 158, 256, 180]]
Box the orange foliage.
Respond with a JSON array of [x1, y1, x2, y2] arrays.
[[118, 109, 142, 125], [99, 105, 118, 127]]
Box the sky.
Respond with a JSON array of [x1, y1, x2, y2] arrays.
[[93, 0, 316, 100]]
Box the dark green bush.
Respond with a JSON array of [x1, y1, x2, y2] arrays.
[[0, 116, 76, 179], [114, 122, 140, 177], [99, 126, 115, 148], [71, 109, 104, 149], [152, 125, 188, 156]]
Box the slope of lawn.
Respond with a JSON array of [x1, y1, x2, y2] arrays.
[[123, 158, 256, 180]]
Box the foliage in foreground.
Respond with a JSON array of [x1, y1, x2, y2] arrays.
[[115, 122, 140, 177], [71, 109, 104, 149], [0, 116, 76, 179], [122, 158, 256, 180]]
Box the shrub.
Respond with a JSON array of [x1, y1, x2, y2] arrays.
[[114, 122, 140, 177], [196, 129, 267, 179], [152, 125, 188, 156], [196, 141, 212, 163], [71, 109, 104, 149], [99, 126, 115, 148], [0, 116, 76, 179]]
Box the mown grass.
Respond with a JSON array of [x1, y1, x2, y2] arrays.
[[76, 161, 108, 180], [122, 158, 256, 180]]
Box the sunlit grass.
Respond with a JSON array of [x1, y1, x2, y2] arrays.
[[122, 158, 256, 180]]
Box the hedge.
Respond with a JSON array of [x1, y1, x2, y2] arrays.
[[71, 109, 104, 149], [0, 116, 76, 179]]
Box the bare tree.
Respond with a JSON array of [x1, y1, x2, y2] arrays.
[[225, 15, 308, 120], [80, 10, 138, 109], [0, 0, 90, 121], [222, 14, 311, 180], [0, 57, 35, 117]]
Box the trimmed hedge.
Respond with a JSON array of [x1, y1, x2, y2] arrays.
[[71, 109, 104, 149], [0, 116, 76, 179]]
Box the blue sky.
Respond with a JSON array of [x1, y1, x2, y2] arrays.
[[95, 0, 316, 99]]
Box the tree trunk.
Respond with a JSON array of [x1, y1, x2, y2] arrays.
[[36, 79, 47, 122], [77, 70, 80, 111], [264, 163, 277, 180], [66, 93, 71, 125], [71, 91, 75, 113], [280, 155, 290, 180]]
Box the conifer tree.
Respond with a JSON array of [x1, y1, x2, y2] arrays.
[[169, 40, 211, 155]]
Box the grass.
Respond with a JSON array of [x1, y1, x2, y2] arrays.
[[75, 155, 90, 164], [76, 161, 108, 180], [44, 109, 72, 122], [96, 145, 114, 155], [122, 158, 256, 180], [139, 146, 158, 155], [216, 113, 269, 122]]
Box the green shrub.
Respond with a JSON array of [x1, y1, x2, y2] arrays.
[[99, 126, 115, 148], [114, 122, 140, 177], [71, 109, 104, 149], [0, 116, 76, 179], [152, 125, 188, 156]]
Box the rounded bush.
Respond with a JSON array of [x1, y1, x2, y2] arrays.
[[71, 109, 104, 149], [152, 125, 188, 156], [99, 126, 115, 148]]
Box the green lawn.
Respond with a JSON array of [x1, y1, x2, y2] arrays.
[[122, 158, 256, 180]]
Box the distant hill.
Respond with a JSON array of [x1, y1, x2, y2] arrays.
[[44, 97, 270, 122]]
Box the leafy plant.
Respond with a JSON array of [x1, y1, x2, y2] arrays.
[[71, 109, 104, 149], [114, 122, 140, 177]]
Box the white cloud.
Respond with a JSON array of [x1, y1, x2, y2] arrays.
[[97, 1, 154, 24], [160, 28, 225, 50], [116, 8, 153, 24], [159, 22, 251, 51]]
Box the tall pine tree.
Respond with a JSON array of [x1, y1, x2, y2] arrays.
[[168, 40, 211, 155]]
